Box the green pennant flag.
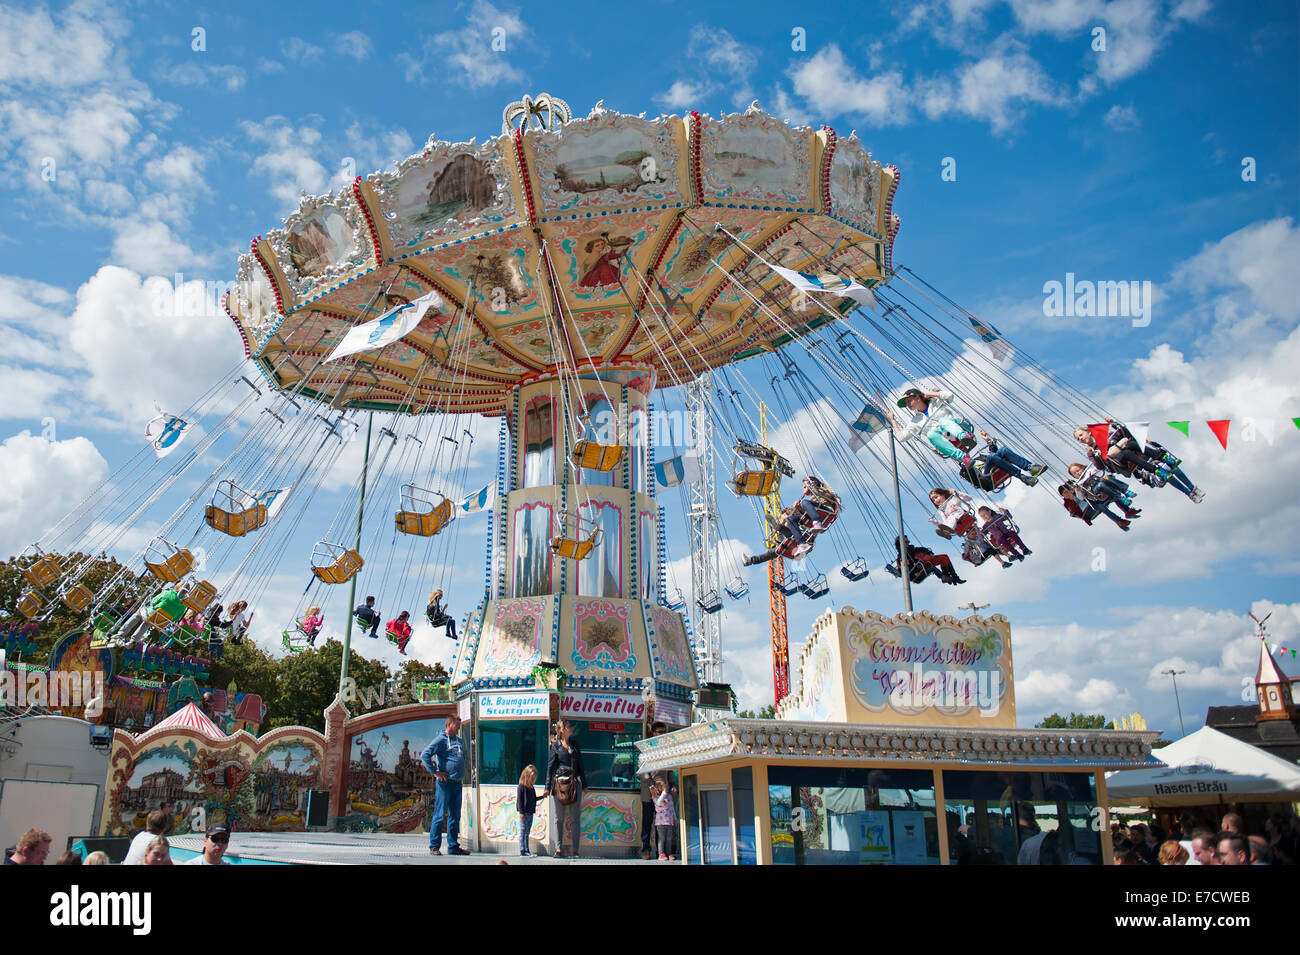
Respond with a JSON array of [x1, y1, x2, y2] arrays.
[[1293, 417, 1300, 432], [1167, 421, 1190, 436]]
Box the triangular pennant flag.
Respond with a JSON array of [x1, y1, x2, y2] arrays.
[[1292, 417, 1300, 432], [325, 290, 444, 362], [1128, 421, 1150, 451], [1087, 423, 1111, 460], [1206, 419, 1230, 450], [459, 484, 493, 514], [1167, 420, 1190, 437], [848, 403, 889, 451]]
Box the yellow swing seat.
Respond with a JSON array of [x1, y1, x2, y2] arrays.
[[60, 582, 94, 614], [730, 468, 778, 497], [205, 503, 268, 537], [310, 543, 364, 585], [572, 440, 623, 472], [181, 579, 219, 614], [147, 607, 179, 631], [550, 527, 600, 561], [20, 555, 63, 589], [395, 499, 454, 537], [144, 546, 195, 583], [16, 590, 43, 619]]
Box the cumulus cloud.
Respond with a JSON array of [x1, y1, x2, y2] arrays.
[[240, 117, 330, 206], [0, 430, 109, 557], [334, 31, 374, 61], [400, 0, 526, 88]]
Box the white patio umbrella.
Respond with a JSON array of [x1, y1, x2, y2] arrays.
[[1106, 725, 1300, 807]]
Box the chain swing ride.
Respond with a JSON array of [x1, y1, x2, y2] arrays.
[[7, 95, 1208, 710]]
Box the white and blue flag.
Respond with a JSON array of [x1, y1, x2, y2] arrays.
[[654, 453, 702, 488], [255, 486, 292, 519], [459, 484, 494, 514], [145, 410, 190, 458], [770, 263, 878, 311], [325, 289, 444, 362], [847, 404, 889, 451]]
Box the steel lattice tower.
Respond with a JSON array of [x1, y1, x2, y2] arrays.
[[685, 372, 723, 684]]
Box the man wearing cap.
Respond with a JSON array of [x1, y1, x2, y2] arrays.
[[886, 387, 978, 464], [421, 714, 470, 856], [184, 825, 232, 865]]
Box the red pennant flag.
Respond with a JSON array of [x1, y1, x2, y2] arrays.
[[1087, 423, 1111, 460], [1206, 419, 1230, 449]]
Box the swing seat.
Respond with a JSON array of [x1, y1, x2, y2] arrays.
[[697, 590, 723, 614], [180, 579, 218, 614], [551, 535, 596, 560], [282, 621, 311, 653], [572, 440, 623, 472], [779, 572, 803, 597], [311, 545, 364, 585], [144, 539, 195, 582], [730, 468, 778, 497], [395, 485, 455, 537], [206, 480, 268, 537], [840, 558, 870, 582], [16, 590, 43, 619], [20, 554, 63, 589], [734, 439, 794, 476], [724, 577, 749, 600], [206, 503, 268, 537], [147, 607, 179, 631], [800, 574, 829, 599], [60, 582, 94, 614], [385, 629, 403, 646], [664, 589, 687, 612]]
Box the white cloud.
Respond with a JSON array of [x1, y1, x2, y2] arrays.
[[240, 117, 330, 206], [401, 1, 527, 88], [256, 58, 285, 74], [334, 31, 374, 61], [109, 218, 204, 274], [280, 37, 324, 64], [65, 266, 244, 428], [789, 46, 911, 127], [0, 430, 109, 558], [917, 42, 1066, 132], [1171, 217, 1300, 324], [0, 3, 123, 88], [1103, 103, 1140, 130], [156, 61, 247, 93], [655, 80, 708, 112], [143, 145, 207, 194]]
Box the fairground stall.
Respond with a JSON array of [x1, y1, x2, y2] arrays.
[[636, 609, 1160, 865]]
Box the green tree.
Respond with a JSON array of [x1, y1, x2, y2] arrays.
[[205, 639, 283, 719], [269, 640, 391, 732], [1035, 712, 1109, 729], [737, 704, 777, 720]]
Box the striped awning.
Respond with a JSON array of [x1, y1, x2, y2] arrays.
[[150, 702, 224, 738]]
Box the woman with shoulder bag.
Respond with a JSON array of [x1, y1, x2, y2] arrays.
[[542, 719, 586, 859]]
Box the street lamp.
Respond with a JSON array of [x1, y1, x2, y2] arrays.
[[1161, 669, 1187, 738]]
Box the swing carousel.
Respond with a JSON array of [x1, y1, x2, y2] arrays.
[[8, 94, 1207, 853]]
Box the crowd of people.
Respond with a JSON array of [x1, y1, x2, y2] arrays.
[[1112, 811, 1300, 865], [5, 816, 233, 866]]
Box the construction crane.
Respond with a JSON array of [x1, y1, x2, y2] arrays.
[[761, 403, 790, 705]]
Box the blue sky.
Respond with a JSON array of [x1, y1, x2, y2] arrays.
[[1, 0, 1298, 736]]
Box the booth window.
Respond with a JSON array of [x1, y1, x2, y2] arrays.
[[683, 774, 701, 864], [942, 770, 1101, 866], [767, 766, 940, 865], [478, 720, 549, 787], [573, 725, 639, 789]]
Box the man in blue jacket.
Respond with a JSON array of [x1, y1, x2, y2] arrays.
[[420, 714, 470, 856]]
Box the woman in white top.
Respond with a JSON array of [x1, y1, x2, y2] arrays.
[[225, 601, 252, 645], [928, 488, 977, 538]]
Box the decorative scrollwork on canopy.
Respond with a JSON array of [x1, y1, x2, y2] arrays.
[[502, 93, 572, 134]]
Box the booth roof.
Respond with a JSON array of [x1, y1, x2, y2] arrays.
[[1105, 724, 1300, 806], [633, 718, 1160, 775]]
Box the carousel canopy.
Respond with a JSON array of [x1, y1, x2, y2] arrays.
[[225, 95, 899, 415]]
